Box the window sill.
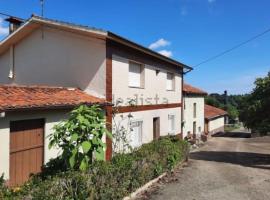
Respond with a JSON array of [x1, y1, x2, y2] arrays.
[[129, 86, 145, 89]]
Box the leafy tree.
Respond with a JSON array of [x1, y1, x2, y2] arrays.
[[239, 72, 270, 134], [205, 96, 222, 108], [49, 105, 112, 171]]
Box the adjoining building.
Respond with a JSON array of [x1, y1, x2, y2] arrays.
[[204, 104, 227, 135], [183, 84, 207, 139]]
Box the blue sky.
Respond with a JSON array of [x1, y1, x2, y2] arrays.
[[0, 0, 269, 94]]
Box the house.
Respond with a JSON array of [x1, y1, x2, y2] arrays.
[[204, 104, 227, 135], [183, 84, 207, 139], [0, 15, 192, 185]]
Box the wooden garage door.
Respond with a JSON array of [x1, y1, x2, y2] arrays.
[[9, 119, 44, 186]]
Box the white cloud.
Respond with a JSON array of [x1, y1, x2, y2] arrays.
[[158, 50, 173, 58], [208, 0, 216, 3], [0, 17, 9, 36], [149, 38, 171, 50]]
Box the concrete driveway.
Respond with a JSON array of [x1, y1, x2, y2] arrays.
[[147, 132, 270, 200]]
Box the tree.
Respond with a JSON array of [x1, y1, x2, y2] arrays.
[[49, 105, 112, 171], [239, 72, 270, 134]]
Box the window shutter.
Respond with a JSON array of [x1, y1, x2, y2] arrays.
[[129, 62, 141, 87], [166, 73, 174, 90]]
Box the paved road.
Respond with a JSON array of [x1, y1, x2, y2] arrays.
[[148, 132, 270, 200]]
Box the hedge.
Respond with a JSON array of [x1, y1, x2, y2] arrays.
[[0, 136, 189, 200]]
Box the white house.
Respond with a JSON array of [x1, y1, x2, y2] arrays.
[[0, 15, 192, 185], [182, 84, 207, 139], [204, 104, 227, 135]]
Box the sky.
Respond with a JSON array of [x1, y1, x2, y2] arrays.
[[0, 0, 270, 95]]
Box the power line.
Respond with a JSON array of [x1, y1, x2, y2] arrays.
[[193, 27, 270, 67], [0, 12, 25, 20]]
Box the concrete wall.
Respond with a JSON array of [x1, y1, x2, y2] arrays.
[[0, 110, 69, 179], [113, 107, 181, 151], [183, 96, 204, 138], [209, 116, 225, 134], [0, 27, 106, 98], [112, 55, 182, 105]]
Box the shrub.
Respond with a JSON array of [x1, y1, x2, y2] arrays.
[[1, 136, 189, 200], [49, 105, 112, 171]]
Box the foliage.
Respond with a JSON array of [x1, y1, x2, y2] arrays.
[[1, 136, 189, 200], [239, 72, 270, 134], [111, 104, 133, 154], [205, 93, 247, 122], [49, 105, 112, 171]]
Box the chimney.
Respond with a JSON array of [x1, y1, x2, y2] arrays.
[[5, 17, 24, 34]]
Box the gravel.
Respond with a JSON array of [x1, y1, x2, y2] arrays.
[[142, 133, 270, 200]]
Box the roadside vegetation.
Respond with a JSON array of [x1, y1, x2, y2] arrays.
[[0, 105, 189, 200], [238, 72, 270, 135], [206, 72, 270, 135]]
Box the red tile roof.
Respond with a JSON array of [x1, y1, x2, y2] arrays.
[[0, 85, 106, 111], [183, 84, 207, 95], [205, 104, 227, 119]]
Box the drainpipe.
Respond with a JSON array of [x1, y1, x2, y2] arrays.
[[181, 66, 193, 139], [8, 45, 15, 79]]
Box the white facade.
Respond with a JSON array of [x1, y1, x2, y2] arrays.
[[113, 108, 181, 150], [0, 27, 106, 98], [112, 55, 182, 149], [0, 110, 68, 179], [208, 117, 225, 134], [183, 96, 205, 138], [112, 55, 182, 105]]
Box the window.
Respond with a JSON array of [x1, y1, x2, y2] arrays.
[[168, 114, 175, 134], [193, 103, 197, 118], [129, 62, 143, 88], [166, 72, 174, 91], [193, 121, 196, 135], [130, 120, 143, 147]]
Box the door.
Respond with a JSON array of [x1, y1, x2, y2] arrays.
[[153, 117, 160, 139], [9, 119, 44, 186], [193, 121, 196, 138]]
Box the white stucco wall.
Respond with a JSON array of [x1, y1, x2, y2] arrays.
[[113, 107, 181, 151], [0, 27, 106, 98], [0, 110, 69, 179], [209, 117, 225, 132], [112, 55, 182, 105], [183, 96, 205, 138]]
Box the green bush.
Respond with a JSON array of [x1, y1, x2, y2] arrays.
[[1, 136, 189, 200]]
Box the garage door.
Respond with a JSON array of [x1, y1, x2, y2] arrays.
[[9, 119, 44, 186]]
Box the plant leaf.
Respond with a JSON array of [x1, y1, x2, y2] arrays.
[[81, 141, 91, 153], [69, 149, 77, 168], [70, 133, 79, 142], [95, 147, 105, 161]]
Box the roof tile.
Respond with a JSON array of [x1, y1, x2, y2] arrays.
[[205, 104, 227, 119], [183, 84, 207, 95], [0, 85, 106, 111]]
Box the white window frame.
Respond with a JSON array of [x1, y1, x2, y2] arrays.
[[166, 72, 175, 91], [128, 61, 144, 88], [130, 120, 143, 148], [168, 114, 176, 135]]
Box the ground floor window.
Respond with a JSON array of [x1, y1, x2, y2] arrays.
[[130, 120, 143, 148], [168, 114, 175, 134]]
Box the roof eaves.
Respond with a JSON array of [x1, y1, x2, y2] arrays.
[[107, 31, 193, 71]]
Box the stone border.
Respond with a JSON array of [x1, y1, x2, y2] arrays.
[[123, 159, 188, 200]]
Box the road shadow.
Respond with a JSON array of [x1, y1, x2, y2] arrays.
[[212, 131, 251, 138], [190, 151, 270, 170]]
